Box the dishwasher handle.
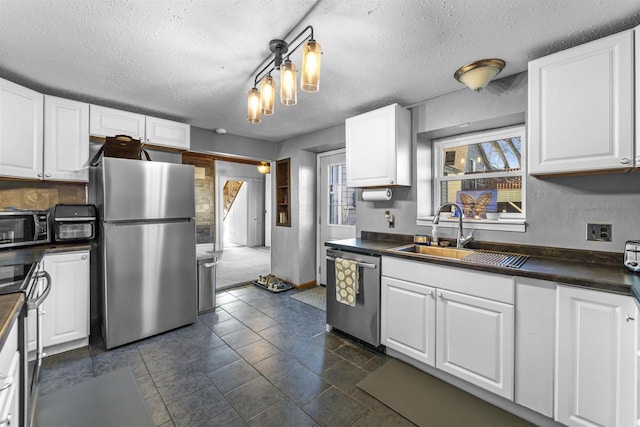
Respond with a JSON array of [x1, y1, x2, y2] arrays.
[[326, 256, 377, 269]]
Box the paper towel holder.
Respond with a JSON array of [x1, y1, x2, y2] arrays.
[[362, 187, 393, 201]]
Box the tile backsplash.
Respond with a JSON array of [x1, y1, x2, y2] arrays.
[[0, 180, 87, 210]]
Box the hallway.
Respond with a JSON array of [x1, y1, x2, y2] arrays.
[[215, 246, 271, 290]]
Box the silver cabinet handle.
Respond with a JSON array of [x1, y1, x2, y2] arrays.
[[0, 414, 11, 425], [438, 293, 444, 299], [326, 256, 377, 269], [45, 173, 52, 177], [37, 172, 43, 177], [38, 309, 46, 316], [203, 262, 217, 268], [428, 290, 434, 297], [627, 315, 635, 322], [81, 255, 87, 260], [620, 158, 630, 164], [0, 381, 12, 392]]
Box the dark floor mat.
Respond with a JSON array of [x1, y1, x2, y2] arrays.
[[36, 367, 154, 427], [357, 358, 535, 427]]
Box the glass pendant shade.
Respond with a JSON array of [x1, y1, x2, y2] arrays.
[[280, 60, 297, 106], [259, 75, 276, 115], [301, 40, 321, 92], [257, 161, 270, 174], [454, 59, 505, 92], [247, 87, 261, 123]]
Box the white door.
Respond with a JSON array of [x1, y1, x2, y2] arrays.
[[556, 285, 637, 427], [317, 150, 356, 285], [436, 289, 515, 400], [0, 77, 43, 180], [381, 276, 436, 366], [42, 251, 90, 350], [248, 177, 265, 247], [44, 95, 89, 182]]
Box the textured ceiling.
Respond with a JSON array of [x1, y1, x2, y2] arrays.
[[1, 0, 639, 143]]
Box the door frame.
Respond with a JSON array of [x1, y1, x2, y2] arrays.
[[316, 148, 351, 285]]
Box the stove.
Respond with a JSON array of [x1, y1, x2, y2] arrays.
[[0, 262, 37, 295]]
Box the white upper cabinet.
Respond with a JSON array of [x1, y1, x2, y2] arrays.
[[145, 116, 190, 150], [0, 77, 43, 180], [44, 95, 89, 182], [556, 285, 637, 427], [89, 105, 190, 150], [89, 104, 146, 140], [528, 29, 634, 175], [346, 103, 411, 187]]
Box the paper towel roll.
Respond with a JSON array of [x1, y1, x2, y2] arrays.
[[362, 188, 392, 201]]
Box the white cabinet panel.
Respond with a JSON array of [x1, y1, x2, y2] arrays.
[[556, 285, 637, 427], [145, 116, 190, 150], [514, 278, 555, 417], [346, 103, 410, 187], [0, 77, 43, 179], [42, 251, 90, 353], [436, 289, 514, 400], [89, 105, 145, 139], [44, 95, 89, 182], [381, 276, 436, 366], [528, 30, 634, 175]]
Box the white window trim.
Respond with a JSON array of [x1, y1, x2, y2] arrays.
[[419, 124, 526, 233]]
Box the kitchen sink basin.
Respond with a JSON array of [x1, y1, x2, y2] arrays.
[[387, 244, 475, 260], [386, 244, 530, 268]]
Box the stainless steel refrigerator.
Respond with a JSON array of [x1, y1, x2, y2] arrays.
[[92, 157, 197, 349]]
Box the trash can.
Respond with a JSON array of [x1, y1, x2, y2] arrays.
[[197, 256, 217, 314]]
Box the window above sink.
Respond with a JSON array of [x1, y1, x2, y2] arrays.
[[417, 124, 526, 233]]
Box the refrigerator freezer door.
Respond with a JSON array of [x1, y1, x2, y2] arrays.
[[102, 157, 195, 221], [103, 220, 196, 348]]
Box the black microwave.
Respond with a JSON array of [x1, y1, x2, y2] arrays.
[[0, 210, 50, 249]]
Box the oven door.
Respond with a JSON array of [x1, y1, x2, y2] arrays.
[[25, 269, 50, 427]]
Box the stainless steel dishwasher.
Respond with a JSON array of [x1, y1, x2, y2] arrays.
[[326, 248, 381, 347], [197, 256, 217, 314]]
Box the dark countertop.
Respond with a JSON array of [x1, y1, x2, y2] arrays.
[[0, 243, 92, 266], [0, 293, 24, 350], [326, 238, 640, 299]]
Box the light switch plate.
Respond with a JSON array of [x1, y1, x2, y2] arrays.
[[586, 223, 612, 242]]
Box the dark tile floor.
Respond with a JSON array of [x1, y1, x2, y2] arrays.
[[40, 285, 415, 427]]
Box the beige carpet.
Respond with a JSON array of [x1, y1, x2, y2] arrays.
[[290, 286, 326, 311], [357, 359, 535, 427]]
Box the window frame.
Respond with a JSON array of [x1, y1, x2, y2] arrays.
[[417, 124, 526, 232]]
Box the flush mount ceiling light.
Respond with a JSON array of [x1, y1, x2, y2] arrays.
[[247, 25, 322, 124], [257, 161, 271, 174], [454, 58, 505, 92]]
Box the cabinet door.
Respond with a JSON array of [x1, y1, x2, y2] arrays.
[[381, 276, 436, 366], [89, 104, 145, 139], [436, 289, 514, 399], [44, 96, 89, 182], [528, 30, 634, 175], [0, 78, 43, 180], [346, 104, 410, 187], [556, 285, 637, 427], [145, 116, 190, 150], [42, 251, 90, 350]]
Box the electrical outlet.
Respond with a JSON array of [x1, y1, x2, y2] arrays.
[[586, 223, 612, 242]]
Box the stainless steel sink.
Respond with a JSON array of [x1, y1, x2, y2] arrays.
[[386, 244, 475, 260], [386, 244, 530, 268]]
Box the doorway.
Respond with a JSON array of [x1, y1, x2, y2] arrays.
[[316, 149, 357, 286]]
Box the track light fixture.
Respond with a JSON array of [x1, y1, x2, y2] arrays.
[[247, 25, 322, 123]]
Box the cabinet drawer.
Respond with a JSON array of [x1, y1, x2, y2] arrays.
[[0, 351, 19, 424], [382, 256, 514, 304]]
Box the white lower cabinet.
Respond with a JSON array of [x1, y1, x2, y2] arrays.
[[381, 277, 436, 366], [556, 285, 637, 427], [381, 256, 515, 400], [41, 251, 90, 355], [0, 323, 19, 427], [436, 289, 514, 400]]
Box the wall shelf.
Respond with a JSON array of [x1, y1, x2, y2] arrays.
[[276, 158, 291, 227]]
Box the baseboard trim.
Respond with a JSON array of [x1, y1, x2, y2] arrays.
[[296, 280, 317, 289]]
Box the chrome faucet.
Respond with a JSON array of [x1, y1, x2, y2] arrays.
[[433, 202, 474, 248]]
